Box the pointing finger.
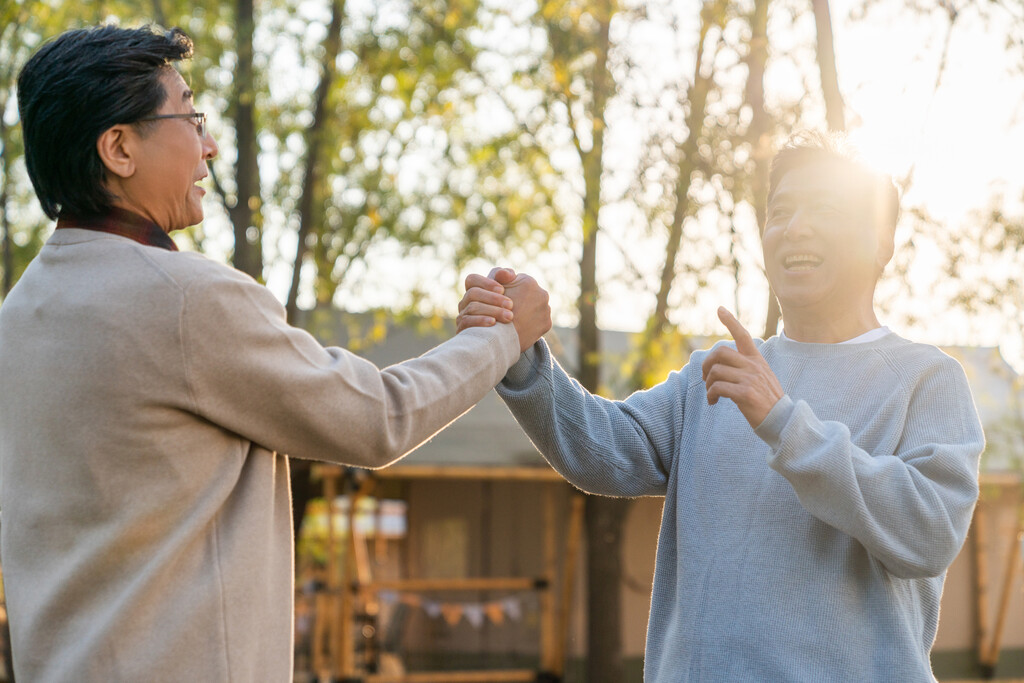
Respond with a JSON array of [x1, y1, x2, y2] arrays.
[[718, 307, 758, 356]]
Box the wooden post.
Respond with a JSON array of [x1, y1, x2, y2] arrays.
[[366, 670, 537, 682], [338, 475, 376, 677], [322, 469, 340, 680], [337, 483, 356, 677], [555, 492, 585, 676], [312, 590, 331, 677], [352, 479, 375, 585], [983, 515, 1024, 668], [539, 485, 558, 673], [973, 504, 992, 665], [365, 577, 539, 592]]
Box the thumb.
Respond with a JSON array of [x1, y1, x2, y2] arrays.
[[718, 307, 757, 356], [487, 267, 517, 286]]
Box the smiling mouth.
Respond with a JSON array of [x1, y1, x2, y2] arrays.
[[783, 254, 823, 271]]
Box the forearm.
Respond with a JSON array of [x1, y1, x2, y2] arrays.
[[757, 396, 983, 578], [184, 274, 521, 467], [497, 341, 672, 496], [326, 324, 522, 467]]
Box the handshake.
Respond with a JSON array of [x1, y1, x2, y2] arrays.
[[457, 267, 552, 353]]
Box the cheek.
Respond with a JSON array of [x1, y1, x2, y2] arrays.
[[760, 229, 783, 264]]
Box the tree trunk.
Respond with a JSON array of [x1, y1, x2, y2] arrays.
[[743, 0, 782, 337], [630, 2, 720, 389], [811, 0, 845, 132], [285, 0, 345, 324], [286, 0, 346, 538], [584, 495, 629, 681], [229, 0, 264, 280], [151, 0, 166, 27], [1, 107, 11, 298], [574, 5, 629, 682]]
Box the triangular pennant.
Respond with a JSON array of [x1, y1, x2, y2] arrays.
[[423, 600, 442, 619], [503, 597, 522, 621], [441, 604, 463, 626], [463, 604, 485, 628], [485, 602, 505, 625]]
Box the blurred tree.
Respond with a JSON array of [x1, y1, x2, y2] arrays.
[[0, 0, 74, 300], [284, 0, 343, 323], [745, 0, 782, 337], [811, 0, 845, 131], [516, 1, 631, 678], [630, 0, 728, 390], [226, 0, 264, 279]]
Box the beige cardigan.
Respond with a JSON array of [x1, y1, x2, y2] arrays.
[[0, 228, 520, 682]]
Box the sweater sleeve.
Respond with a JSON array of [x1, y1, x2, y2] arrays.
[[754, 355, 984, 579], [495, 339, 684, 497], [179, 268, 521, 468]]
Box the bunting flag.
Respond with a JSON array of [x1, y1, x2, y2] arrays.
[[376, 591, 526, 628], [441, 604, 464, 626], [423, 600, 442, 619], [485, 602, 505, 625], [463, 605, 485, 628], [503, 597, 523, 622]]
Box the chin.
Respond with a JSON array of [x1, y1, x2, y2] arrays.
[[183, 207, 204, 230], [774, 289, 831, 313]]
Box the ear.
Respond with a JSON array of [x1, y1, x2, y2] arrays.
[[875, 227, 895, 274], [96, 125, 137, 179]]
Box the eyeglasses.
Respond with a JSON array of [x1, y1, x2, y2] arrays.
[[136, 112, 206, 139]]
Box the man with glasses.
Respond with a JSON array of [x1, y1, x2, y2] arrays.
[[0, 24, 551, 682]]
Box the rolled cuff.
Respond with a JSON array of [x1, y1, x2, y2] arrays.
[[502, 341, 544, 388], [753, 394, 795, 452]]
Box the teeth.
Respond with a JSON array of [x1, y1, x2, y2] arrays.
[[784, 254, 822, 270]]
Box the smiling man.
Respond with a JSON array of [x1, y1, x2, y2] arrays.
[[0, 24, 550, 682], [459, 131, 984, 682]]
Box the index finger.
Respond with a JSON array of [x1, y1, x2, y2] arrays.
[[717, 307, 758, 356], [487, 267, 517, 286], [465, 273, 505, 294]]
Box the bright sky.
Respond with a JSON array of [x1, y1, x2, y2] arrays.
[[836, 1, 1023, 220], [587, 0, 1024, 370], [831, 0, 1024, 371]]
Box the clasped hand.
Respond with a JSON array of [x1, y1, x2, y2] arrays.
[[702, 307, 784, 429], [458, 268, 552, 353]]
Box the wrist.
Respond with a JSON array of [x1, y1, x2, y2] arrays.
[[753, 394, 794, 450]]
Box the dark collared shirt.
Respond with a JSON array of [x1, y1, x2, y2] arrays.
[[56, 207, 178, 251]]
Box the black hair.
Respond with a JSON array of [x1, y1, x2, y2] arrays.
[[767, 130, 901, 234], [16, 24, 194, 219]]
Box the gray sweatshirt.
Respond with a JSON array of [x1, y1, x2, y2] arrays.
[[497, 333, 984, 682]]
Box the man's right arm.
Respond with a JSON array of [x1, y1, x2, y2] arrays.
[[459, 269, 680, 496], [495, 339, 680, 497], [178, 265, 550, 469]]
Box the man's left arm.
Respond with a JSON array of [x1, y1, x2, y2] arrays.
[[754, 360, 983, 579], [702, 309, 984, 579]]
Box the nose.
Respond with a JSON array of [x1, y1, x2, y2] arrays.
[[203, 132, 219, 160], [783, 208, 815, 240]]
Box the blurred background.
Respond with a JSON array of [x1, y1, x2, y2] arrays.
[[1, 0, 1022, 681]]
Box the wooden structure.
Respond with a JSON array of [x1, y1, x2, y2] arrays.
[[307, 464, 585, 683], [292, 311, 629, 683]]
